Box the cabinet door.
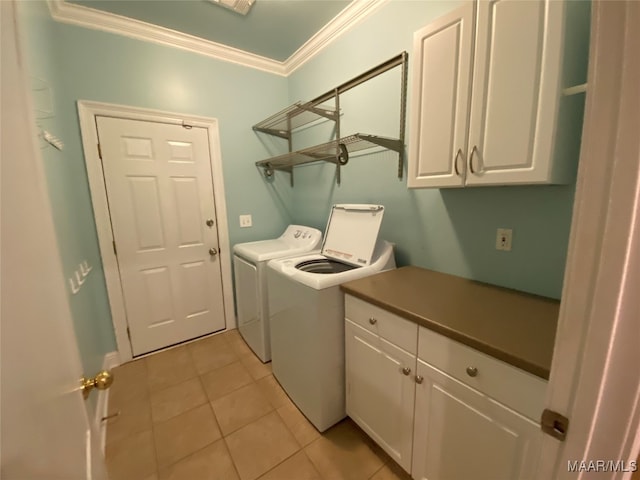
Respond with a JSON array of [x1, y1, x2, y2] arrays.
[[407, 2, 475, 188], [345, 320, 415, 472], [466, 0, 565, 185], [411, 359, 542, 480]]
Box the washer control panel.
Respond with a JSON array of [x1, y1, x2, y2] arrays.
[[281, 225, 322, 247]]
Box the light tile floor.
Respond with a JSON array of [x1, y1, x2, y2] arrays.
[[105, 330, 412, 480]]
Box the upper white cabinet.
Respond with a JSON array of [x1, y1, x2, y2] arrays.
[[408, 0, 573, 188], [408, 3, 475, 188]]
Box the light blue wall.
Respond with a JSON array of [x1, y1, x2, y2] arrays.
[[17, 2, 291, 372], [284, 0, 589, 299]]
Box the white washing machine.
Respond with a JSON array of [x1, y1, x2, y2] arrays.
[[267, 205, 395, 432], [233, 225, 322, 362]]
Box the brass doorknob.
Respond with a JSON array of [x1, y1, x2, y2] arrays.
[[209, 248, 218, 257], [81, 370, 114, 400]]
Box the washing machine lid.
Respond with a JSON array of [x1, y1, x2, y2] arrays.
[[321, 204, 384, 267]]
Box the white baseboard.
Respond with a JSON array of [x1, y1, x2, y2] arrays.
[[96, 351, 121, 454]]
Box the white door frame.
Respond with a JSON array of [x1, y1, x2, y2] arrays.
[[78, 101, 235, 363], [537, 1, 640, 478]]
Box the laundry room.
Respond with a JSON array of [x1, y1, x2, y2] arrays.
[[17, 0, 588, 362], [7, 0, 639, 479]]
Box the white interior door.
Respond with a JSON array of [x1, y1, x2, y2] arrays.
[[1, 2, 106, 477], [96, 116, 226, 356]]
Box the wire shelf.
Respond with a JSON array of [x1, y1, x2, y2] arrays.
[[252, 101, 338, 138], [251, 52, 408, 184], [255, 133, 403, 173]]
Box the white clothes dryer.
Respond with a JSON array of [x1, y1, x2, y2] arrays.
[[233, 225, 322, 362], [267, 205, 395, 431]]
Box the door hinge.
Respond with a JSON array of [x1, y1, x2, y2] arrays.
[[126, 326, 131, 341], [97, 143, 102, 159], [112, 240, 117, 256], [541, 409, 569, 441]]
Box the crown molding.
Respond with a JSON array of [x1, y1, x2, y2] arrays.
[[285, 0, 388, 75], [46, 0, 387, 77], [46, 0, 287, 76]]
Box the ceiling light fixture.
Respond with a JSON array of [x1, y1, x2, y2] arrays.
[[207, 0, 256, 16]]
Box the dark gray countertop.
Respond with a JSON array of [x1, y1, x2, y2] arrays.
[[340, 266, 559, 379]]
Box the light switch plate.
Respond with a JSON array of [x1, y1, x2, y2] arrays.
[[496, 228, 513, 251], [239, 214, 252, 228]]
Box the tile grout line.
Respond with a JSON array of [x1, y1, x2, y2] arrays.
[[200, 362, 256, 401], [109, 332, 340, 479], [151, 373, 223, 471], [252, 448, 303, 480], [368, 462, 387, 480], [145, 358, 161, 479], [220, 435, 245, 480], [216, 397, 276, 438], [152, 399, 224, 477]]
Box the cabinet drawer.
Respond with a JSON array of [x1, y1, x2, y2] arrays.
[[418, 327, 547, 421], [345, 295, 418, 354]]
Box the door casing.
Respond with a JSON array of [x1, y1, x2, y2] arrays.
[[78, 101, 235, 363]]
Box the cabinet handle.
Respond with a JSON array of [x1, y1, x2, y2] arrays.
[[454, 148, 463, 176], [368, 317, 377, 325], [466, 366, 478, 377], [415, 375, 424, 384], [469, 145, 479, 174], [402, 367, 411, 376]]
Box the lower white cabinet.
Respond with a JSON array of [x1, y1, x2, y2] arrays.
[[345, 319, 416, 472], [411, 358, 543, 480], [344, 295, 547, 479]]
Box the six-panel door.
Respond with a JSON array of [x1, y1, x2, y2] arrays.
[[97, 116, 226, 355]]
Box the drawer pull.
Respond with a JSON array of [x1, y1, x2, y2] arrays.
[[368, 317, 377, 325], [466, 366, 478, 377], [402, 367, 411, 376], [415, 375, 424, 384]]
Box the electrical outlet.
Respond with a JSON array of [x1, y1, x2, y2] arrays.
[[496, 228, 513, 251], [239, 214, 252, 228]]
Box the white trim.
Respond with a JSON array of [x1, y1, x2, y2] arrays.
[[95, 351, 120, 454], [562, 83, 588, 96], [284, 0, 388, 75], [536, 1, 640, 478], [46, 0, 387, 77], [47, 0, 285, 75], [77, 100, 236, 364]]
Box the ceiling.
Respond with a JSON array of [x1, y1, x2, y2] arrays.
[[67, 0, 352, 62]]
